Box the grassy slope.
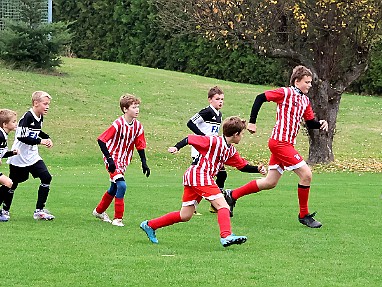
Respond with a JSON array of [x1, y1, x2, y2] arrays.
[[0, 58, 381, 287]]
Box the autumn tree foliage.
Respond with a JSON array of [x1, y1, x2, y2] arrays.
[[155, 0, 382, 163]]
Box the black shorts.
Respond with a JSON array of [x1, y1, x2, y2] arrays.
[[9, 160, 49, 183]]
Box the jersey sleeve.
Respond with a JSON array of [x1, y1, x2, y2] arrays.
[[98, 125, 117, 143], [134, 131, 147, 150], [303, 102, 315, 121], [225, 150, 248, 169], [264, 87, 286, 103], [187, 135, 211, 155]]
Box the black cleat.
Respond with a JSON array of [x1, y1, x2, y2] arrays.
[[298, 212, 322, 228], [224, 189, 236, 217]]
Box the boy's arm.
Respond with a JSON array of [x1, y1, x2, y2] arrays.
[[239, 164, 267, 175], [137, 149, 150, 177], [248, 93, 267, 134], [168, 137, 188, 154], [97, 139, 116, 173], [187, 120, 205, 135], [2, 150, 18, 158], [39, 131, 50, 139]]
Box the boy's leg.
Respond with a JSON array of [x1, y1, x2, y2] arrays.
[[210, 169, 227, 213], [95, 182, 116, 214], [3, 164, 28, 215], [112, 179, 126, 227], [209, 197, 247, 247]]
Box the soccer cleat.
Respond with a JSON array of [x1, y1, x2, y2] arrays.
[[220, 234, 247, 247], [209, 204, 218, 213], [2, 210, 10, 220], [111, 218, 124, 227], [92, 208, 112, 223], [224, 189, 236, 217], [140, 220, 158, 244], [193, 210, 202, 216], [0, 210, 9, 222], [298, 212, 322, 228], [33, 209, 55, 220]]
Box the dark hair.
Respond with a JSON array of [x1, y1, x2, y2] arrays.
[[119, 93, 141, 113], [222, 116, 246, 137], [290, 65, 312, 86], [208, 86, 224, 99]]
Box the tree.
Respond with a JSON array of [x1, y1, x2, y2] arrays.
[[0, 0, 71, 70], [154, 0, 382, 163]]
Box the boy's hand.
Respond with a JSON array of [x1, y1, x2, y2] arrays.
[[41, 138, 53, 148], [142, 162, 151, 177], [319, 120, 328, 131], [168, 147, 178, 154], [12, 149, 20, 155], [258, 164, 267, 175], [107, 157, 116, 173], [247, 123, 257, 134]]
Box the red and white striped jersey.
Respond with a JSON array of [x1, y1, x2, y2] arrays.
[[98, 116, 146, 171], [265, 87, 315, 145], [183, 135, 248, 186]]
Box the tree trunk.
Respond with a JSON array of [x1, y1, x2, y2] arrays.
[[307, 80, 341, 164]]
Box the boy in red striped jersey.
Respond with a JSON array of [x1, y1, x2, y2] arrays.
[[140, 116, 266, 247], [224, 65, 328, 228], [92, 94, 150, 227]]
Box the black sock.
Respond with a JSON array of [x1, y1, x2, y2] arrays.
[[2, 186, 14, 211], [36, 183, 50, 210]]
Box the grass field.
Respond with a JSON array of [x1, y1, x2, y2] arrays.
[[1, 58, 381, 286]]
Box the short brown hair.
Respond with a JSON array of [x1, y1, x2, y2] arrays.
[[120, 93, 141, 112], [222, 116, 246, 137], [32, 91, 52, 105], [0, 109, 17, 128], [208, 86, 224, 99], [290, 65, 312, 86]]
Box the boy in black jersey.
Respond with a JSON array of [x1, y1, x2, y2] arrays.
[[5, 91, 55, 220], [187, 86, 226, 214], [0, 109, 18, 222]]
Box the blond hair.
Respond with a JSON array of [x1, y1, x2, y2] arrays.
[[119, 93, 141, 113], [32, 91, 52, 105], [0, 109, 17, 128]]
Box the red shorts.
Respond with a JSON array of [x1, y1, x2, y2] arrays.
[[106, 166, 125, 182], [182, 185, 224, 207], [268, 138, 306, 174]]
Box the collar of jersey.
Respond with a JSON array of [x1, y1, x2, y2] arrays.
[[209, 104, 220, 116], [291, 86, 303, 95]]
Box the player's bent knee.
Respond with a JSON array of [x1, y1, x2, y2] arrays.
[[40, 172, 52, 184]]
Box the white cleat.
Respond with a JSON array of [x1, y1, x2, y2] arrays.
[[92, 208, 112, 223], [33, 209, 55, 220], [112, 218, 124, 227]]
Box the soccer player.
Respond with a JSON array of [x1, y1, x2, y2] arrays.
[[0, 109, 19, 222], [92, 93, 150, 227], [140, 116, 266, 247], [187, 86, 226, 214], [6, 91, 55, 220], [224, 66, 328, 228]]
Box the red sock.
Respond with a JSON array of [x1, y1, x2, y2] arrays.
[[217, 207, 231, 238], [114, 197, 125, 219], [96, 191, 114, 213], [232, 180, 260, 200], [298, 184, 310, 218], [148, 211, 182, 230]]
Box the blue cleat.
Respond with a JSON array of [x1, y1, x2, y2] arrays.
[[140, 220, 158, 244], [220, 234, 247, 247]]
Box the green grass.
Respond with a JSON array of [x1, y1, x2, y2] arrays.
[[1, 58, 381, 286]]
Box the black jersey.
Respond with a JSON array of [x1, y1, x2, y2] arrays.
[[7, 109, 46, 167]]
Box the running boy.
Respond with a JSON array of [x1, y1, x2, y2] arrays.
[[0, 109, 18, 222], [6, 91, 55, 220], [92, 93, 150, 227], [187, 86, 226, 214], [140, 116, 266, 247], [224, 66, 328, 228]]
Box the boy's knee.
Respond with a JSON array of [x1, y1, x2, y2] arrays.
[[40, 172, 52, 184]]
